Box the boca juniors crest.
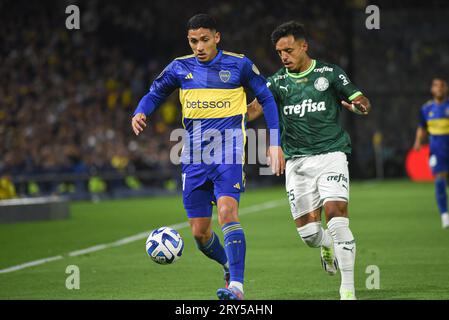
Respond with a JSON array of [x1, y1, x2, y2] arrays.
[[219, 70, 231, 83]]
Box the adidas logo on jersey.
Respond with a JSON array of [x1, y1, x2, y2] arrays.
[[233, 182, 241, 190], [283, 99, 326, 117], [185, 73, 193, 79]]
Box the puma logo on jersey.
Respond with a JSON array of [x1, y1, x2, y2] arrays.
[[280, 85, 289, 92], [283, 99, 326, 117]]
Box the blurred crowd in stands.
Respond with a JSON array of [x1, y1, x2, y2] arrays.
[[1, 0, 448, 198]]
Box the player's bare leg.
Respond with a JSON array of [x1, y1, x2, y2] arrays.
[[216, 196, 245, 300], [189, 217, 213, 246], [295, 208, 336, 275], [324, 200, 356, 300], [189, 217, 230, 287]]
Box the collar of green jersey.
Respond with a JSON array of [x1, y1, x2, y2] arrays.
[[286, 59, 316, 78]]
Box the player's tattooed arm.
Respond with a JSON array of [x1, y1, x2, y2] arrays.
[[341, 95, 371, 115], [413, 127, 427, 151], [246, 99, 264, 121]]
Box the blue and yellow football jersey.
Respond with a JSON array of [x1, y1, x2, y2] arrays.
[[134, 49, 280, 164], [133, 50, 280, 218], [419, 99, 449, 153], [419, 99, 449, 174]]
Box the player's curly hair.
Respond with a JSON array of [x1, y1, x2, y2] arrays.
[[271, 21, 307, 45], [187, 13, 217, 31]]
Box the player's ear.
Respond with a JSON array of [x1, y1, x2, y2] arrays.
[[214, 31, 221, 45], [302, 40, 308, 52]]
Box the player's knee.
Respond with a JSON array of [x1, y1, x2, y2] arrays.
[[297, 222, 323, 248], [217, 204, 238, 225]]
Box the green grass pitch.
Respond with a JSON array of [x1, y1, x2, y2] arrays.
[[0, 180, 448, 299]]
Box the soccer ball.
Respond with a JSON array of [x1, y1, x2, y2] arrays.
[[145, 227, 184, 265]]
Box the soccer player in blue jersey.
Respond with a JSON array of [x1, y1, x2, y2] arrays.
[[131, 14, 284, 300], [414, 77, 449, 229]]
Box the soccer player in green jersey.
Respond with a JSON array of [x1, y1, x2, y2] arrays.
[[247, 21, 372, 300]]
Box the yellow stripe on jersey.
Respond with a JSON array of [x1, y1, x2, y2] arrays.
[[175, 54, 195, 60], [222, 51, 245, 58], [427, 118, 449, 135], [179, 87, 247, 119]]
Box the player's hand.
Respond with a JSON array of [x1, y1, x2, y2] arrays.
[[341, 100, 369, 115], [267, 146, 285, 176], [132, 113, 147, 136]]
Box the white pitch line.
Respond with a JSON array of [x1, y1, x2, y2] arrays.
[[0, 199, 286, 274], [0, 255, 64, 274], [68, 244, 110, 257]]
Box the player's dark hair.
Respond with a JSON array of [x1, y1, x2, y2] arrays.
[[432, 76, 447, 84], [271, 21, 307, 45], [187, 14, 217, 31]]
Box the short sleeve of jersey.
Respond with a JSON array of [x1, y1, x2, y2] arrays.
[[332, 65, 362, 101]]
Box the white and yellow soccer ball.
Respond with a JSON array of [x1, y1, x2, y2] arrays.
[[145, 227, 184, 265]]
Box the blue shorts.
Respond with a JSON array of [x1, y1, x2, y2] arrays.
[[429, 152, 449, 174], [182, 163, 245, 218]]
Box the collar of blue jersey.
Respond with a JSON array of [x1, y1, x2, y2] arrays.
[[433, 98, 449, 106], [195, 49, 223, 66]]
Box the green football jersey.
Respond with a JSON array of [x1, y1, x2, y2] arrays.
[[267, 59, 362, 159]]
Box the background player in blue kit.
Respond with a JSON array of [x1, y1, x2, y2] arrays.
[[414, 77, 449, 229], [131, 14, 284, 300]]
